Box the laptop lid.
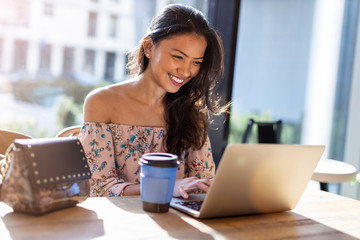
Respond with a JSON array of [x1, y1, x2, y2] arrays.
[[170, 144, 325, 218]]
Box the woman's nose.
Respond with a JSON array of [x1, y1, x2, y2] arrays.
[[177, 62, 192, 78]]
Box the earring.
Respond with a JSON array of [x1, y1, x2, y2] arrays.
[[146, 53, 150, 57]]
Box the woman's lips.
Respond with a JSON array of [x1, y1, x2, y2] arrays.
[[169, 73, 185, 86]]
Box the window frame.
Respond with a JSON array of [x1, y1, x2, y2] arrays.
[[207, 0, 241, 166]]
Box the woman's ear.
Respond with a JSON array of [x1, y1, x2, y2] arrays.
[[143, 36, 153, 58]]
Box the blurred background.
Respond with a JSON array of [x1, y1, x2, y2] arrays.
[[0, 0, 209, 137]]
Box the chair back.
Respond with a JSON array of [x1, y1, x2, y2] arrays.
[[56, 125, 82, 138], [242, 118, 282, 143], [0, 129, 33, 155]]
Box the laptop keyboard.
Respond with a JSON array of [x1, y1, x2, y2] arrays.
[[175, 201, 203, 211]]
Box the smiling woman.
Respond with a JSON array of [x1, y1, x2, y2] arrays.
[[79, 3, 229, 199]]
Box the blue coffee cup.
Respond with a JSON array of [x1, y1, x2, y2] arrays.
[[139, 153, 179, 213]]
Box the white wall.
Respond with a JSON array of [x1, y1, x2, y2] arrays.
[[301, 0, 345, 157], [342, 10, 360, 199]]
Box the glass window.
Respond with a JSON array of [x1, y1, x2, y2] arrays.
[[14, 40, 28, 71], [83, 49, 96, 74], [88, 12, 97, 37], [109, 15, 118, 38], [63, 47, 74, 76], [43, 2, 54, 16], [230, 0, 315, 144], [104, 52, 116, 81], [230, 0, 359, 194], [0, 0, 30, 27], [39, 42, 52, 72]]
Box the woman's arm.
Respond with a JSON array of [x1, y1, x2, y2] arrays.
[[79, 122, 137, 197], [121, 183, 140, 196]]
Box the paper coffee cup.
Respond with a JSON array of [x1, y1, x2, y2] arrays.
[[139, 153, 179, 213]]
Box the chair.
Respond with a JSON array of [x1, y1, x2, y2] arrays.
[[56, 125, 82, 138], [242, 118, 282, 144], [0, 129, 33, 155]]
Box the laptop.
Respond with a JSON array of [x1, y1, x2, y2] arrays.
[[170, 143, 325, 218]]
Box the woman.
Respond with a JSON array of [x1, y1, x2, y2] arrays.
[[79, 3, 228, 198]]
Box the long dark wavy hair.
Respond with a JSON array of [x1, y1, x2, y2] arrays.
[[127, 4, 228, 157]]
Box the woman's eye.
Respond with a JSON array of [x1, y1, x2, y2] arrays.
[[172, 55, 183, 60], [194, 61, 203, 65]]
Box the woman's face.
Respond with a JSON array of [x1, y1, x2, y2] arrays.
[[146, 33, 207, 93]]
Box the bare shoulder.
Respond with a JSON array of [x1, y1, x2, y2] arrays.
[[83, 86, 111, 122], [84, 80, 136, 122]]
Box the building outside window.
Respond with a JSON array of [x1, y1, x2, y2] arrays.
[[13, 40, 28, 71], [38, 42, 51, 73], [104, 52, 116, 81], [43, 2, 54, 16], [109, 15, 118, 38], [83, 49, 96, 74], [62, 47, 74, 76], [88, 12, 97, 37], [0, 0, 30, 27]]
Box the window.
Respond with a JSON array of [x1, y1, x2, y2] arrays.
[[13, 40, 28, 71], [230, 0, 360, 196], [63, 47, 74, 76], [43, 2, 54, 16], [109, 15, 118, 38], [0, 0, 30, 27], [39, 43, 52, 72], [104, 52, 116, 81], [230, 0, 329, 145], [88, 12, 97, 37], [83, 49, 96, 74]]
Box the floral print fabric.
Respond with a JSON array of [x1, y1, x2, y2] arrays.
[[78, 122, 215, 197]]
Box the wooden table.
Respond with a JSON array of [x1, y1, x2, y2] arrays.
[[1, 189, 360, 240]]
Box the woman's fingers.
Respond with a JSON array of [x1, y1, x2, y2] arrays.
[[196, 181, 210, 193], [173, 177, 214, 198], [179, 186, 189, 199]]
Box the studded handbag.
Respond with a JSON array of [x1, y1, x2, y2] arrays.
[[0, 137, 91, 215]]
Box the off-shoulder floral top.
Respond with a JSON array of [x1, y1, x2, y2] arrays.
[[78, 122, 215, 197]]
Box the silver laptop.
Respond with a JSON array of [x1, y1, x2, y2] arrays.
[[170, 143, 325, 218]]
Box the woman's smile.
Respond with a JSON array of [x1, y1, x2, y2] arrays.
[[169, 73, 185, 86]]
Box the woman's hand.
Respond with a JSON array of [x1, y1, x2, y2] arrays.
[[173, 177, 213, 199]]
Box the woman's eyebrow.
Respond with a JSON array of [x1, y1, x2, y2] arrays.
[[172, 49, 204, 59]]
